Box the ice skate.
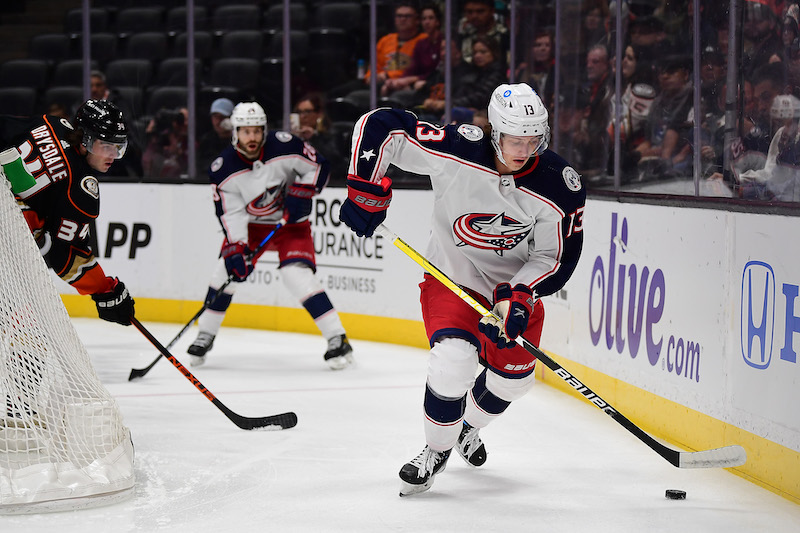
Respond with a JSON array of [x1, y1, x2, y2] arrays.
[[188, 332, 215, 366], [456, 421, 487, 467], [324, 334, 354, 370], [398, 445, 451, 496]]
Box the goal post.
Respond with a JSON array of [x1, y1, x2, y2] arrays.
[[0, 178, 134, 514]]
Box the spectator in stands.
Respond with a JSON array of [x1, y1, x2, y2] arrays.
[[737, 93, 800, 201], [46, 102, 70, 120], [291, 93, 346, 186], [418, 36, 505, 120], [580, 43, 613, 180], [700, 46, 727, 116], [609, 43, 658, 180], [580, 0, 609, 53], [90, 70, 132, 118], [781, 3, 800, 51], [515, 28, 556, 110], [635, 55, 695, 178], [703, 79, 757, 190], [89, 69, 142, 177], [142, 107, 189, 180], [457, 0, 509, 65], [556, 85, 592, 172], [198, 98, 234, 172], [742, 0, 783, 78], [368, 1, 427, 87], [628, 15, 674, 57], [751, 62, 787, 151], [413, 38, 478, 121], [382, 3, 443, 97]]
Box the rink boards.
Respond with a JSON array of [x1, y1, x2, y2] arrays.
[[57, 183, 799, 503]]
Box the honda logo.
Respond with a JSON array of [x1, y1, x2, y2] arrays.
[[741, 261, 775, 369]]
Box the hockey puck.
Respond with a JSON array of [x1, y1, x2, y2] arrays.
[[665, 489, 686, 500]]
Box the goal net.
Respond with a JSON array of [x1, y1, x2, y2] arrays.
[[0, 180, 134, 514]]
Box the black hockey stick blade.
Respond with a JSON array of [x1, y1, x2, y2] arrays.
[[128, 224, 283, 381], [131, 317, 297, 430], [376, 224, 746, 469], [515, 337, 746, 469]]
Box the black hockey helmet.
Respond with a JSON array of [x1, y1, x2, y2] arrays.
[[74, 99, 128, 158]]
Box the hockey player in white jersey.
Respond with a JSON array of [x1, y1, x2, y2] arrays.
[[340, 83, 585, 495], [188, 102, 354, 370]]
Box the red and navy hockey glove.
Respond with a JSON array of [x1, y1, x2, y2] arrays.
[[478, 283, 535, 349], [339, 175, 392, 238], [91, 277, 135, 326], [221, 241, 254, 282], [284, 183, 316, 224]]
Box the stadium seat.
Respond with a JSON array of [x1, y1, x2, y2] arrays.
[[155, 58, 203, 86], [172, 31, 213, 60], [64, 8, 110, 36], [124, 32, 169, 61], [115, 7, 166, 37], [267, 30, 309, 62], [105, 59, 153, 88], [0, 59, 50, 90], [84, 33, 118, 67], [146, 86, 188, 115], [29, 33, 73, 64], [208, 58, 260, 92], [308, 27, 350, 50], [264, 4, 308, 30], [52, 59, 98, 86], [311, 3, 363, 32], [219, 30, 264, 60], [42, 86, 84, 112], [211, 4, 261, 35], [165, 6, 209, 35], [305, 49, 351, 88], [115, 86, 145, 117], [0, 87, 38, 116]]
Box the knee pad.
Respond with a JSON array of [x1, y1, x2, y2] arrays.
[[427, 337, 479, 399], [485, 369, 535, 403], [280, 263, 322, 301]]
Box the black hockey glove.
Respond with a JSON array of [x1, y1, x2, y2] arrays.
[[339, 175, 392, 238], [92, 278, 135, 326], [284, 183, 315, 224], [478, 283, 535, 349], [222, 241, 254, 282]]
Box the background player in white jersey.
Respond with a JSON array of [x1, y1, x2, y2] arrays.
[[340, 83, 585, 495], [188, 102, 354, 370]]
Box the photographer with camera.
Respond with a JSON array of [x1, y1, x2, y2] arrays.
[[142, 107, 189, 180]]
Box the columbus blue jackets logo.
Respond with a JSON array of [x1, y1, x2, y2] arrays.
[[453, 212, 530, 256]]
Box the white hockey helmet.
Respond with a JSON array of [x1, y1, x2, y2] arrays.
[[770, 94, 800, 120], [488, 83, 550, 164], [231, 101, 267, 149]]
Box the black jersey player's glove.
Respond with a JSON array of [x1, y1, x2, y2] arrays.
[[339, 175, 392, 238], [478, 283, 535, 349], [92, 278, 135, 326], [284, 183, 315, 224], [222, 241, 254, 282]]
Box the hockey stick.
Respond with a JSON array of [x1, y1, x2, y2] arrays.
[[128, 224, 282, 381], [375, 224, 746, 469], [130, 317, 298, 430]]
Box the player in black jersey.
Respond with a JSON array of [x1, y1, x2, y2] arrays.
[[0, 100, 135, 325]]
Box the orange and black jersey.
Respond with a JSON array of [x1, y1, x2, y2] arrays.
[[4, 114, 112, 295]]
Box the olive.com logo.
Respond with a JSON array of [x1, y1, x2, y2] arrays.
[[740, 261, 798, 369]]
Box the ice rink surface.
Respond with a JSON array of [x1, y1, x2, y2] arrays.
[[4, 318, 799, 532]]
